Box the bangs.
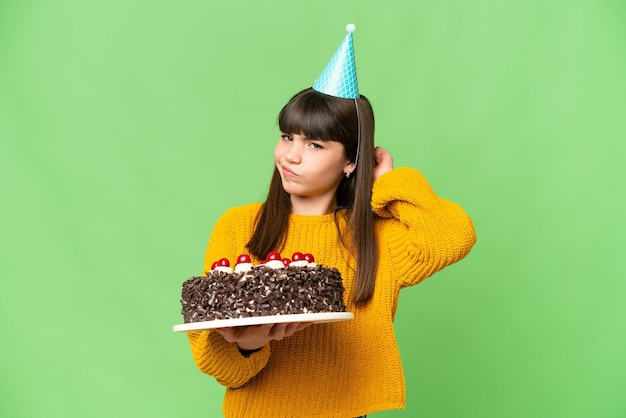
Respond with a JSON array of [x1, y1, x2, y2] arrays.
[[278, 90, 348, 142]]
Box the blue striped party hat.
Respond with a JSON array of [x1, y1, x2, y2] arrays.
[[313, 24, 359, 99]]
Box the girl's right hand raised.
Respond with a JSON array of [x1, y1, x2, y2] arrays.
[[215, 322, 313, 351], [373, 146, 393, 180]]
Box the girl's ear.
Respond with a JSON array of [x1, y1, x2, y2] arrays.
[[344, 161, 356, 176]]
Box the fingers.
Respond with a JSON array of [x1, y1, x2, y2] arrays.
[[214, 327, 237, 342], [257, 323, 275, 335], [215, 323, 272, 343], [270, 321, 314, 340], [372, 146, 393, 180], [374, 146, 388, 164], [268, 323, 294, 341], [374, 147, 393, 168], [215, 322, 313, 345], [373, 146, 383, 163], [294, 322, 314, 332]]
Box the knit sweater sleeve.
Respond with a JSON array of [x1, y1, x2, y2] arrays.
[[186, 330, 270, 388], [186, 204, 271, 388], [371, 167, 476, 288]]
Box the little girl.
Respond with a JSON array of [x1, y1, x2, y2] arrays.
[[185, 28, 476, 418]]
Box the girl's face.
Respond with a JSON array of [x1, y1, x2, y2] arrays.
[[274, 133, 354, 205]]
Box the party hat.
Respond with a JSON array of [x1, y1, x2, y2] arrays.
[[313, 24, 359, 99]]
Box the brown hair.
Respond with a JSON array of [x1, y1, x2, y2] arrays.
[[247, 88, 377, 303]]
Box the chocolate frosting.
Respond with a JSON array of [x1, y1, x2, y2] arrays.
[[180, 265, 346, 323]]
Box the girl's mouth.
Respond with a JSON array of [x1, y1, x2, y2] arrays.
[[282, 166, 298, 177]]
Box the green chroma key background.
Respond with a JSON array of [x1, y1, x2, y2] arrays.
[[1, 0, 624, 417]]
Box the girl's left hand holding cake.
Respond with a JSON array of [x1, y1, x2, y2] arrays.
[[215, 321, 313, 352]]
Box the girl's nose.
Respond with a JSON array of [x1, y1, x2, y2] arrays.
[[285, 143, 303, 164]]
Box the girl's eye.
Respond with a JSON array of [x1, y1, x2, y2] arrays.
[[309, 142, 323, 150], [281, 134, 292, 141]]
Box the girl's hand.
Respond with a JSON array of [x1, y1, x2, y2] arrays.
[[373, 146, 393, 180], [215, 322, 313, 351]]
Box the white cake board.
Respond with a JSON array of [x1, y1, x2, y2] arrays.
[[172, 312, 353, 332]]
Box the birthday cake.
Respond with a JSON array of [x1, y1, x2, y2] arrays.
[[180, 252, 347, 323]]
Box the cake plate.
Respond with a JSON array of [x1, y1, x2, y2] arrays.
[[172, 312, 354, 332]]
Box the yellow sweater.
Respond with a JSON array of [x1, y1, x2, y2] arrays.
[[186, 167, 476, 418]]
